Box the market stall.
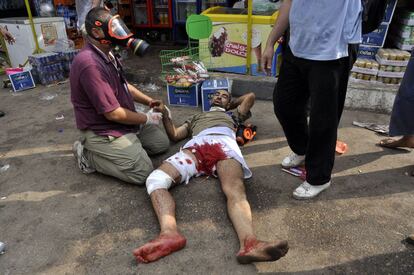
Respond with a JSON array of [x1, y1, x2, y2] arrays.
[[351, 0, 414, 88], [200, 5, 281, 76]]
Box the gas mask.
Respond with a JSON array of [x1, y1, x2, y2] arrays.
[[88, 13, 150, 57]]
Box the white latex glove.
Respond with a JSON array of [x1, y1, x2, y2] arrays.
[[145, 109, 163, 125]]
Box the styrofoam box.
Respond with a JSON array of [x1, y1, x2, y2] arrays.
[[377, 70, 405, 78], [375, 54, 409, 67], [399, 18, 414, 26], [201, 78, 231, 112], [351, 66, 379, 76]]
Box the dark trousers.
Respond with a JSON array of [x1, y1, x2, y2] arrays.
[[274, 46, 356, 185]]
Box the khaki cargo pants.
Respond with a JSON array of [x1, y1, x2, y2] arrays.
[[80, 124, 170, 185]]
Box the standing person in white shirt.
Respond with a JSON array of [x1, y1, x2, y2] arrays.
[[75, 0, 103, 32], [262, 0, 362, 199]]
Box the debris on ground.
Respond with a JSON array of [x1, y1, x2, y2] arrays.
[[352, 121, 389, 135], [282, 166, 306, 180], [336, 140, 348, 155], [39, 93, 58, 101], [55, 115, 64, 120], [0, 242, 6, 254], [0, 164, 10, 173]]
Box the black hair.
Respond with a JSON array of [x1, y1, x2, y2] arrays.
[[84, 7, 111, 37]]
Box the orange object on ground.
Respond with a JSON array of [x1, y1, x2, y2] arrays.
[[336, 140, 348, 155]]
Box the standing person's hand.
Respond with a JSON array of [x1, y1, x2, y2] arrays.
[[0, 27, 15, 45], [261, 46, 275, 75]]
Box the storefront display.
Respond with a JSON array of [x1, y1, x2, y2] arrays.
[[172, 0, 232, 42], [199, 7, 281, 76], [132, 0, 173, 28]]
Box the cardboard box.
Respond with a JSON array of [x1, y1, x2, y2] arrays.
[[167, 83, 201, 107], [358, 45, 380, 60], [362, 23, 390, 47], [382, 0, 398, 24], [201, 78, 231, 112]]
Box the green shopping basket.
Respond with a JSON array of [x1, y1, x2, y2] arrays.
[[159, 15, 213, 79]]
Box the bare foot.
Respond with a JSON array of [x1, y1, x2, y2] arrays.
[[133, 232, 186, 263], [236, 237, 289, 264], [378, 136, 414, 149]]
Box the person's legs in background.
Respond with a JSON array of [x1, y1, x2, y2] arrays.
[[378, 50, 414, 151], [293, 56, 350, 199], [273, 47, 310, 168]]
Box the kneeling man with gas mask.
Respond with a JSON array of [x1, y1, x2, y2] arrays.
[[70, 7, 169, 185]]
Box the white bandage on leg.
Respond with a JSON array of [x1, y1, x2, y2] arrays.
[[165, 150, 198, 184], [146, 169, 173, 195]]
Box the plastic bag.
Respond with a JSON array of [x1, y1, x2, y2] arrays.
[[53, 39, 75, 52]]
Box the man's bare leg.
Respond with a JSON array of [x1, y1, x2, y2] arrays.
[[133, 162, 187, 263], [216, 159, 289, 264], [378, 135, 414, 149]]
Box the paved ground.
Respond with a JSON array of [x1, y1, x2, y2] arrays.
[[0, 48, 413, 274]]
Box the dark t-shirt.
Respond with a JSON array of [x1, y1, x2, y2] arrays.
[[70, 43, 139, 137], [185, 110, 236, 137]]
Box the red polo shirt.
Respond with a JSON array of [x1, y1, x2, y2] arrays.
[[70, 42, 139, 137]]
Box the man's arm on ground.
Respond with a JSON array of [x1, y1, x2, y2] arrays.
[[228, 92, 255, 116], [127, 83, 154, 106], [161, 110, 189, 142], [262, 0, 291, 73], [104, 107, 148, 125]]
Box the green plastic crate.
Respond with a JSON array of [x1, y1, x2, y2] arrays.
[[159, 41, 212, 79]]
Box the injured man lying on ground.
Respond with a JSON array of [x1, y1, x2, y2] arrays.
[[133, 90, 289, 264]]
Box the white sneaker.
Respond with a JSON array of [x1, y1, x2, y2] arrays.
[[281, 152, 305, 168], [73, 141, 96, 174], [293, 181, 331, 200]]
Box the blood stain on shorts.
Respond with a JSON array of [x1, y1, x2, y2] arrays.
[[185, 159, 192, 164]]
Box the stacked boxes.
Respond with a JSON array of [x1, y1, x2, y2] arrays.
[[388, 10, 414, 51], [29, 52, 66, 85], [29, 49, 79, 85], [167, 83, 202, 107], [376, 48, 410, 85], [351, 59, 379, 82], [351, 48, 410, 85], [55, 49, 79, 74], [166, 78, 231, 110]]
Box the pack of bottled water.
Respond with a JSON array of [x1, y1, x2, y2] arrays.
[[29, 49, 79, 85]]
